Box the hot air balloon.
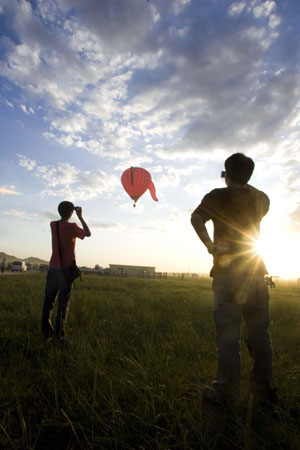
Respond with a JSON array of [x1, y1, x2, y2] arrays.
[[121, 167, 158, 207]]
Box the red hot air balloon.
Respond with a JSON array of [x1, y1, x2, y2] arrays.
[[121, 167, 158, 207]]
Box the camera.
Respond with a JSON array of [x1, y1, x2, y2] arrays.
[[74, 206, 81, 212]]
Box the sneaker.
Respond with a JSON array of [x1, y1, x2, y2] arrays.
[[252, 392, 281, 421], [202, 387, 239, 411], [53, 335, 70, 347], [202, 387, 226, 406], [252, 388, 278, 408]]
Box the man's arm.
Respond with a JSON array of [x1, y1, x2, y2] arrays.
[[75, 207, 91, 237], [191, 212, 214, 254], [246, 184, 270, 217]]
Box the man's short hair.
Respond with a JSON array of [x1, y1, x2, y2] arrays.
[[225, 153, 255, 184], [58, 201, 74, 218]]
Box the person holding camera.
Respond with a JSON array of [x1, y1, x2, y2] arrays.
[[1, 258, 5, 274], [42, 201, 91, 344], [191, 153, 277, 410]]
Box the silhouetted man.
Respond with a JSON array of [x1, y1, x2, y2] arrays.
[[42, 201, 91, 344], [191, 153, 277, 408]]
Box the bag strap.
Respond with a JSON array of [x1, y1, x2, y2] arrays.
[[56, 220, 64, 270]]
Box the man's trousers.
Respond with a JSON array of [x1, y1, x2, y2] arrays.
[[42, 268, 72, 341], [212, 273, 277, 401]]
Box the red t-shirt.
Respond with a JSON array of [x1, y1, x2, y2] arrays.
[[49, 221, 86, 269]]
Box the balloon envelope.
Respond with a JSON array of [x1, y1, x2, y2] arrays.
[[121, 167, 158, 205]]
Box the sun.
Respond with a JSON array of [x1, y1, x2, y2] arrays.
[[255, 224, 300, 279]]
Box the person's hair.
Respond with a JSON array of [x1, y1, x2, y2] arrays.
[[224, 153, 254, 184], [58, 201, 74, 218]]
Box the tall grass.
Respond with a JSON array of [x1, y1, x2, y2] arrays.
[[0, 274, 300, 449]]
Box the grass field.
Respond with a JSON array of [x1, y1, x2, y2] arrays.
[[0, 274, 300, 450]]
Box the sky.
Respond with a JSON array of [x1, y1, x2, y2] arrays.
[[0, 0, 300, 278]]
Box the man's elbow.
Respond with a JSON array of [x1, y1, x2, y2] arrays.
[[191, 213, 207, 230], [191, 213, 200, 227], [85, 231, 91, 237]]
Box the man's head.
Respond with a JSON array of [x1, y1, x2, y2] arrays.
[[58, 201, 74, 220], [223, 153, 254, 185]]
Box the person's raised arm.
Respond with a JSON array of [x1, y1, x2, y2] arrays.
[[75, 207, 91, 237], [191, 212, 214, 254]]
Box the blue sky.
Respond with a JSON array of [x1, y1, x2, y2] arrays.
[[0, 0, 300, 277]]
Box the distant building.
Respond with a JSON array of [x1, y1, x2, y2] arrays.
[[109, 264, 156, 278]]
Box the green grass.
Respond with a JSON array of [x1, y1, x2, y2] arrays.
[[0, 274, 300, 449]]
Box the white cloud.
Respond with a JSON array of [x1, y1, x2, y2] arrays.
[[137, 225, 164, 232], [19, 104, 34, 114], [18, 156, 119, 201], [0, 0, 296, 165], [35, 162, 79, 187], [120, 201, 145, 212], [90, 222, 122, 230], [153, 165, 183, 187], [3, 209, 28, 219], [269, 14, 281, 29], [2, 208, 57, 222], [253, 1, 276, 18], [18, 154, 36, 171], [289, 205, 300, 231], [1, 0, 299, 169], [172, 0, 191, 15], [58, 0, 157, 54], [4, 99, 14, 108], [184, 183, 205, 196], [228, 2, 246, 16], [50, 114, 87, 134]]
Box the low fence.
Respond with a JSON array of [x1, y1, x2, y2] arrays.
[[81, 269, 208, 280]]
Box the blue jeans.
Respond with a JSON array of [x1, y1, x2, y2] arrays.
[[212, 274, 276, 400], [42, 268, 72, 341]]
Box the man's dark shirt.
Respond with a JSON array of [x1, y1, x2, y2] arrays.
[[193, 185, 269, 276]]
